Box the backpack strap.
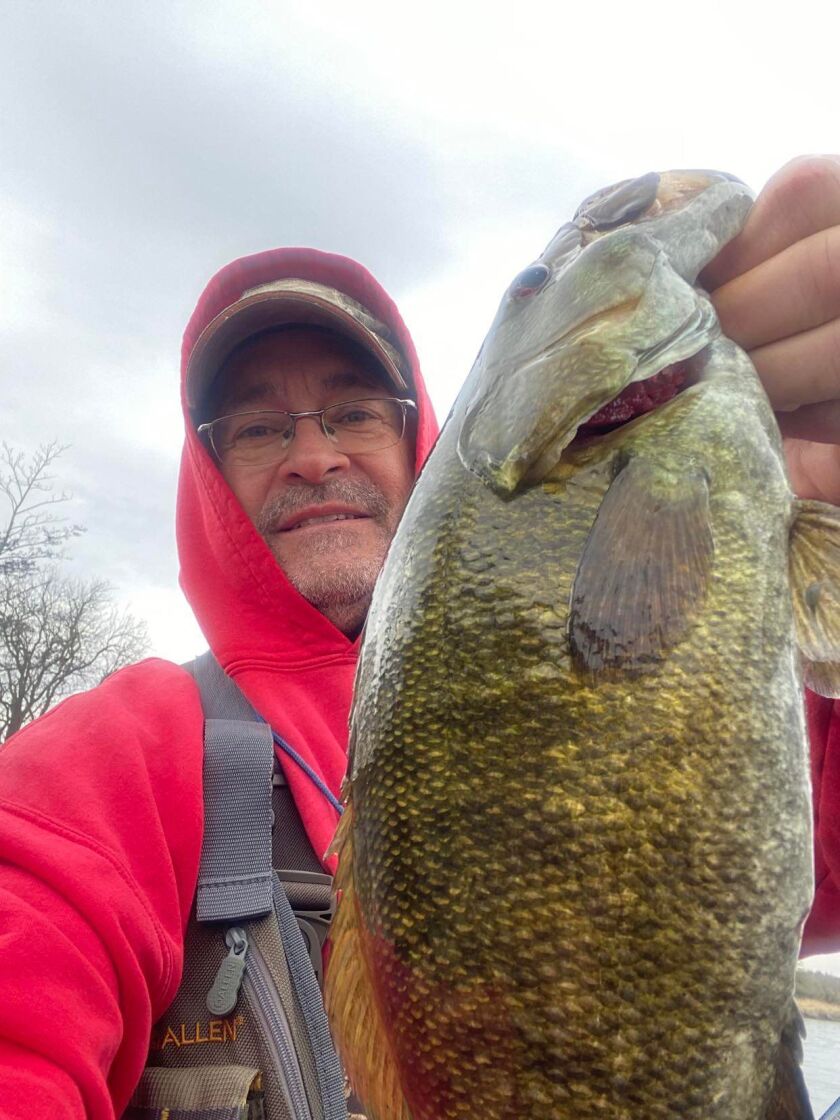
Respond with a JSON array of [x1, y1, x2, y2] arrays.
[[273, 879, 349, 1120], [188, 649, 258, 720], [183, 654, 336, 970], [185, 652, 274, 923]]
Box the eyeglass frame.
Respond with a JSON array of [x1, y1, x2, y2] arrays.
[[197, 396, 418, 466]]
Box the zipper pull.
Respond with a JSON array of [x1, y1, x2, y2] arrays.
[[206, 926, 249, 1016]]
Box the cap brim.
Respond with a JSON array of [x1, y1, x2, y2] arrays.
[[186, 277, 409, 412]]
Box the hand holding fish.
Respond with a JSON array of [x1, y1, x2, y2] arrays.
[[702, 155, 840, 503]]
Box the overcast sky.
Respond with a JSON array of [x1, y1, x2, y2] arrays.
[[5, 1, 840, 983], [5, 0, 840, 661]]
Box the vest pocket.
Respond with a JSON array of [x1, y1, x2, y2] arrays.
[[125, 1063, 264, 1119]]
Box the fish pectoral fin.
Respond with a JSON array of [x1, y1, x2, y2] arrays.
[[569, 457, 713, 675], [325, 797, 413, 1120], [764, 1002, 815, 1120], [790, 499, 840, 697]]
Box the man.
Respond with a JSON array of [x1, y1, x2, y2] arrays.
[[0, 157, 839, 1118]]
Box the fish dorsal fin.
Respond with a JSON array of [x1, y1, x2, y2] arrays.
[[790, 499, 840, 697], [325, 795, 413, 1120], [569, 456, 714, 676], [764, 1003, 815, 1120]]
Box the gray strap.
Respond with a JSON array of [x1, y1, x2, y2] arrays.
[[186, 650, 257, 721], [274, 880, 348, 1120], [185, 653, 275, 922], [197, 717, 275, 922], [184, 654, 274, 922], [183, 652, 346, 1116], [185, 653, 327, 929]]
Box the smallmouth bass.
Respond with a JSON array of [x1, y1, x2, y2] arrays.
[[327, 170, 840, 1119]]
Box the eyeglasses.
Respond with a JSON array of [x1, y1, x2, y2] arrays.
[[198, 397, 417, 468]]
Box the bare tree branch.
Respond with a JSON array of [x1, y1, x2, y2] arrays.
[[0, 569, 150, 740], [0, 445, 149, 740], [0, 442, 84, 575]]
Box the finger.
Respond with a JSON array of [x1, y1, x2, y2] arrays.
[[709, 225, 840, 352], [783, 436, 840, 504], [777, 401, 840, 444], [701, 155, 840, 290], [748, 317, 840, 411]]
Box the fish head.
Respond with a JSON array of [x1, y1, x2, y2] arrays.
[[457, 170, 754, 496]]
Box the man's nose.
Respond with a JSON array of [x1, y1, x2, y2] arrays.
[[273, 415, 350, 484]]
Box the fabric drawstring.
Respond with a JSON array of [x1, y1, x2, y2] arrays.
[[270, 728, 344, 816]]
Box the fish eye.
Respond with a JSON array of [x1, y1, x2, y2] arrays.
[[510, 263, 551, 299]]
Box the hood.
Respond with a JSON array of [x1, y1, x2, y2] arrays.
[[177, 247, 439, 869]]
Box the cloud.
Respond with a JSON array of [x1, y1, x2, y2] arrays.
[[0, 2, 464, 660], [4, 0, 839, 664], [0, 4, 450, 295]]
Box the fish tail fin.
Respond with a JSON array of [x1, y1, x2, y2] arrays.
[[790, 500, 840, 696], [765, 1002, 815, 1119], [325, 798, 413, 1120]]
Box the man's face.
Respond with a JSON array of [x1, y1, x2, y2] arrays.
[[212, 328, 416, 636]]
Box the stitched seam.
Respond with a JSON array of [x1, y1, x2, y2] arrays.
[[199, 875, 271, 889], [0, 798, 176, 997]]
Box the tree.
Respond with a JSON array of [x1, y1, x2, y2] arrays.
[[0, 444, 149, 741], [0, 441, 83, 575]]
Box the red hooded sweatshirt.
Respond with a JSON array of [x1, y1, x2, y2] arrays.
[[0, 248, 837, 1119]]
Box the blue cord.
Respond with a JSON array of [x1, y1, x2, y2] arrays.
[[271, 729, 344, 816]]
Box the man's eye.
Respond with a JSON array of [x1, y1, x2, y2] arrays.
[[331, 406, 379, 425], [233, 419, 286, 441]]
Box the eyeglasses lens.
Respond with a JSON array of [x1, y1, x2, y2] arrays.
[[212, 399, 407, 466]]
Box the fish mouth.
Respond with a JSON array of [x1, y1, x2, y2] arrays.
[[573, 359, 697, 440]]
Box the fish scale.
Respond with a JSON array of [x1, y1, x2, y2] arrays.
[[327, 171, 840, 1119]]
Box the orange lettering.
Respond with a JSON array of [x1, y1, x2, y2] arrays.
[[155, 1017, 240, 1047]]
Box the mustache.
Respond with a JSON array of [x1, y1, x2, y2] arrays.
[[255, 479, 390, 534]]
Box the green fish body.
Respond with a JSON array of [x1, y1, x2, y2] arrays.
[[327, 171, 840, 1120]]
